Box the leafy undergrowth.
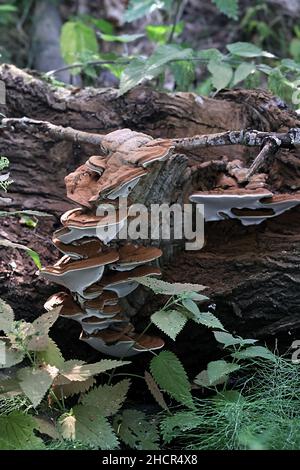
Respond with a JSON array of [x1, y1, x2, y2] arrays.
[[1, 278, 300, 450]]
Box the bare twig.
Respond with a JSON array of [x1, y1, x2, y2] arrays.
[[246, 137, 280, 180]]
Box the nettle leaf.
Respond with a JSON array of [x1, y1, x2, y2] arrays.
[[233, 62, 256, 86], [161, 411, 200, 443], [0, 412, 45, 450], [0, 298, 14, 334], [150, 351, 194, 408], [56, 359, 129, 384], [192, 311, 225, 330], [73, 405, 119, 449], [99, 32, 144, 43], [124, 0, 172, 23], [114, 409, 159, 450], [268, 68, 294, 103], [144, 371, 169, 411], [33, 417, 61, 440], [17, 366, 56, 407], [151, 309, 187, 340], [214, 331, 257, 348], [60, 21, 98, 67], [0, 339, 24, 369], [133, 276, 206, 295], [36, 338, 64, 368], [227, 42, 264, 58], [53, 376, 95, 399], [27, 308, 60, 352], [119, 45, 193, 95], [212, 0, 239, 19], [231, 345, 276, 361], [208, 60, 233, 92], [81, 379, 130, 417], [197, 48, 224, 61], [207, 360, 240, 384]]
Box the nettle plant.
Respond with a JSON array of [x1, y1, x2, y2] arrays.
[[55, 0, 300, 108], [0, 277, 279, 450]]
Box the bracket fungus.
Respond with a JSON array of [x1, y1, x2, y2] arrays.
[[41, 129, 170, 357]]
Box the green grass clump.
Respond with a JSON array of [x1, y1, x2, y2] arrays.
[[161, 356, 300, 450]]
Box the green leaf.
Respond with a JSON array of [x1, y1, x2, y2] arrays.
[[99, 32, 144, 43], [133, 276, 206, 295], [0, 5, 17, 13], [119, 45, 193, 95], [19, 215, 37, 229], [268, 68, 294, 103], [281, 58, 300, 72], [17, 366, 55, 407], [212, 0, 239, 19], [81, 380, 130, 417], [73, 405, 119, 449], [192, 311, 225, 330], [197, 48, 224, 61], [0, 412, 45, 450], [60, 21, 98, 67], [207, 60, 233, 92], [290, 38, 300, 62], [182, 298, 201, 316], [91, 18, 114, 34], [27, 308, 60, 351], [233, 62, 256, 85], [36, 338, 65, 368], [214, 331, 257, 348], [146, 22, 184, 44], [160, 411, 200, 443], [56, 359, 129, 383], [0, 210, 51, 218], [0, 298, 14, 334], [0, 239, 42, 269], [151, 309, 187, 340], [144, 371, 169, 411], [114, 410, 159, 450], [150, 351, 194, 408], [33, 417, 61, 440], [0, 340, 24, 368], [124, 0, 172, 23], [227, 42, 263, 57], [231, 345, 276, 361], [207, 360, 240, 384]]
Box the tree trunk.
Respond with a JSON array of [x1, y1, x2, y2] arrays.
[[1, 63, 300, 363]]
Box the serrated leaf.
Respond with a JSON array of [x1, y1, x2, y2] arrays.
[[17, 366, 55, 407], [227, 42, 263, 57], [36, 338, 64, 368], [233, 62, 256, 85], [170, 59, 195, 91], [0, 412, 45, 450], [33, 417, 60, 440], [150, 351, 193, 408], [114, 410, 159, 450], [133, 277, 206, 295], [144, 371, 169, 411], [59, 413, 76, 441], [73, 405, 119, 449], [197, 48, 224, 61], [56, 359, 129, 384], [151, 309, 187, 340], [119, 44, 193, 95], [0, 298, 14, 334], [53, 376, 95, 399], [212, 0, 239, 19], [192, 311, 225, 330], [208, 60, 233, 92], [160, 411, 200, 443], [207, 360, 240, 384], [27, 308, 60, 351], [0, 340, 24, 369], [182, 298, 200, 316], [82, 380, 130, 417], [231, 345, 276, 361], [214, 331, 257, 348]]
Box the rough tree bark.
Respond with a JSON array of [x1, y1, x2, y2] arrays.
[[1, 63, 300, 363]]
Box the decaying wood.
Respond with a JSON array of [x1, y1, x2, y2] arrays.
[[1, 63, 300, 362]]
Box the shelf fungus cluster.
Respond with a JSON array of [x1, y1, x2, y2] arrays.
[[41, 129, 174, 357]]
